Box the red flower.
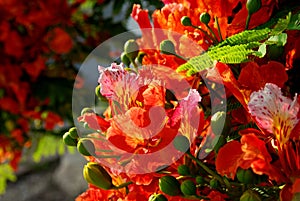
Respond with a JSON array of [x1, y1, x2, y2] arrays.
[[238, 61, 288, 91], [216, 133, 284, 182], [46, 27, 73, 54]]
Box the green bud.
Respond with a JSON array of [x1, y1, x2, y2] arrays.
[[81, 107, 94, 116], [136, 51, 146, 64], [246, 0, 261, 15], [173, 135, 190, 153], [213, 135, 226, 153], [181, 16, 192, 26], [148, 193, 168, 201], [209, 178, 218, 189], [178, 165, 191, 176], [240, 190, 262, 201], [83, 162, 113, 190], [196, 176, 205, 185], [124, 39, 139, 60], [95, 85, 107, 101], [180, 180, 197, 196], [160, 40, 176, 55], [211, 111, 231, 136], [77, 139, 96, 156], [68, 127, 79, 139], [236, 168, 256, 184], [200, 12, 211, 24], [63, 132, 77, 146], [121, 52, 131, 66], [159, 176, 181, 196]]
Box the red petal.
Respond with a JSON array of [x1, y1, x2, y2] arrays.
[[216, 140, 243, 179]]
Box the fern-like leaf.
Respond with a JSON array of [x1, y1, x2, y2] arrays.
[[0, 163, 16, 194], [32, 135, 75, 162]]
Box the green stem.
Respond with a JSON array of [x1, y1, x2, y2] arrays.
[[205, 24, 219, 43], [215, 16, 223, 42], [245, 14, 251, 30], [192, 25, 217, 44], [186, 152, 230, 189], [113, 181, 133, 189]]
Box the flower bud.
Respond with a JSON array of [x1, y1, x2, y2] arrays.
[[95, 85, 107, 101], [77, 139, 96, 156], [213, 135, 226, 153], [83, 162, 113, 190], [211, 111, 231, 136], [136, 51, 146, 64], [178, 165, 191, 176], [180, 180, 197, 196], [236, 168, 256, 184], [240, 190, 262, 201], [148, 193, 168, 201], [200, 12, 211, 25], [124, 39, 139, 61], [173, 135, 190, 153], [121, 52, 131, 66], [160, 40, 176, 55], [209, 178, 218, 189], [81, 107, 94, 116], [196, 176, 205, 185], [68, 127, 78, 139], [246, 0, 261, 15], [159, 175, 181, 196], [63, 132, 77, 146], [181, 16, 192, 26]]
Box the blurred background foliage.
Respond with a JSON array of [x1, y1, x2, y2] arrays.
[[0, 0, 163, 194]]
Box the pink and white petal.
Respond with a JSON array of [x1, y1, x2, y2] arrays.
[[248, 83, 299, 143]]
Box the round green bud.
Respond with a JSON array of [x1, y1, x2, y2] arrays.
[[200, 12, 211, 24], [83, 162, 113, 190], [63, 132, 77, 146], [173, 135, 190, 153], [211, 111, 230, 136], [180, 180, 197, 196], [196, 176, 205, 185], [160, 40, 176, 55], [81, 107, 94, 116], [77, 139, 96, 156], [246, 0, 261, 15], [209, 178, 218, 189], [68, 127, 79, 139], [136, 51, 146, 64], [180, 180, 197, 195], [124, 39, 139, 60], [121, 52, 131, 66], [178, 165, 191, 176], [236, 168, 255, 184], [95, 85, 107, 101], [240, 190, 262, 201], [148, 193, 168, 201], [213, 135, 226, 153], [181, 16, 192, 26], [159, 175, 181, 196]]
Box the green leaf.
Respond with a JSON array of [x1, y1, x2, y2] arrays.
[[32, 135, 75, 162], [288, 11, 300, 30], [266, 33, 287, 46], [256, 43, 267, 58], [0, 164, 17, 194]]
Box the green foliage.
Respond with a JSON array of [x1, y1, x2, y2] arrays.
[[176, 13, 293, 76], [32, 135, 75, 162], [0, 164, 16, 194]]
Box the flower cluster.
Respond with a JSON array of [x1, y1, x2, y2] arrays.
[[0, 0, 153, 191], [66, 0, 300, 200]]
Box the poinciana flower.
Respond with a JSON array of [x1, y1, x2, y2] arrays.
[[217, 83, 300, 200], [78, 63, 203, 177], [248, 83, 300, 200]]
